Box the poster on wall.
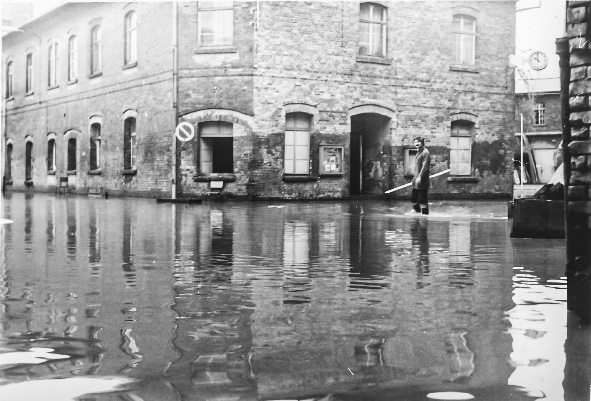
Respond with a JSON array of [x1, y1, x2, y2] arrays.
[[319, 146, 343, 175]]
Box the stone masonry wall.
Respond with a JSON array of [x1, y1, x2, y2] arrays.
[[250, 1, 515, 199], [564, 2, 591, 322], [3, 2, 175, 197]]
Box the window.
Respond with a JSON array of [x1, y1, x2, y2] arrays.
[[47, 137, 56, 171], [90, 25, 102, 74], [450, 121, 473, 176], [199, 121, 233, 174], [124, 117, 137, 170], [48, 41, 58, 87], [25, 140, 33, 180], [534, 102, 545, 125], [5, 142, 13, 180], [68, 36, 77, 81], [198, 1, 233, 47], [453, 15, 476, 65], [404, 148, 418, 176], [90, 123, 101, 170], [67, 138, 76, 171], [25, 53, 33, 93], [6, 61, 13, 98], [359, 3, 386, 57], [284, 113, 311, 175], [124, 11, 137, 65]]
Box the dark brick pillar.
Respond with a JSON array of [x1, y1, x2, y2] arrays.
[[561, 2, 591, 324]]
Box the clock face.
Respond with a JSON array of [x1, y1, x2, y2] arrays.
[[529, 51, 548, 71]]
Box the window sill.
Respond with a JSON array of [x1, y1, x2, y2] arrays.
[[194, 46, 237, 54], [533, 124, 546, 127], [282, 175, 318, 182], [47, 84, 59, 91], [89, 169, 102, 175], [5, 179, 13, 185], [450, 65, 479, 73], [25, 91, 34, 97], [356, 55, 392, 65], [193, 173, 236, 182], [447, 176, 479, 183], [24, 179, 34, 187], [88, 72, 102, 79], [6, 96, 14, 101], [122, 61, 137, 70], [47, 169, 56, 175], [122, 168, 137, 176], [67, 170, 77, 176], [68, 79, 78, 85], [319, 173, 343, 177]]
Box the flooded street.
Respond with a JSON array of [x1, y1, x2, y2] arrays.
[[0, 193, 586, 401]]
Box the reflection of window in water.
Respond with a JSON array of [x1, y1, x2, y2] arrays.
[[210, 209, 233, 268], [46, 199, 55, 253], [448, 221, 473, 287], [283, 221, 311, 304], [66, 201, 77, 259], [122, 210, 135, 288], [89, 202, 101, 266]]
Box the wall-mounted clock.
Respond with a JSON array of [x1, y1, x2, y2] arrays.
[[528, 51, 548, 71]]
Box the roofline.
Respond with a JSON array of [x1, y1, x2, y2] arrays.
[[3, 2, 69, 39]]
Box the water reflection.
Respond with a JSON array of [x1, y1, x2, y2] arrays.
[[0, 194, 587, 401]]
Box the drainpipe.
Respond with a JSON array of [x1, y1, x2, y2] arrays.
[[172, 1, 179, 199]]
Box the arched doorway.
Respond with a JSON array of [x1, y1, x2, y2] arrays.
[[349, 107, 393, 195]]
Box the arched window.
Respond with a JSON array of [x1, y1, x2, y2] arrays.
[[124, 11, 137, 65], [450, 120, 474, 176], [67, 137, 77, 172], [5, 142, 13, 180], [90, 123, 101, 170], [199, 121, 233, 174], [124, 117, 137, 170], [47, 135, 56, 172], [6, 61, 13, 98], [25, 139, 33, 181], [453, 14, 476, 65], [68, 35, 77, 81], [359, 3, 387, 57], [48, 41, 58, 87], [25, 53, 33, 93], [284, 113, 311, 175], [90, 25, 102, 74]]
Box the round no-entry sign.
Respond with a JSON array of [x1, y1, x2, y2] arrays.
[[175, 122, 194, 142]]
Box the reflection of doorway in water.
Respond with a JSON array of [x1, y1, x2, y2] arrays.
[[350, 113, 391, 195]]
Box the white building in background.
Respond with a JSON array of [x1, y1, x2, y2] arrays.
[[514, 0, 565, 184]]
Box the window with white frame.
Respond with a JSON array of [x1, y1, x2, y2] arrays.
[[534, 102, 545, 125], [47, 134, 56, 172], [450, 120, 473, 176], [284, 113, 311, 175], [199, 121, 233, 174], [90, 25, 102, 74], [48, 41, 58, 87], [124, 11, 137, 65], [198, 1, 233, 47], [452, 14, 476, 65], [68, 36, 77, 81], [25, 53, 33, 93], [6, 61, 13, 98], [359, 3, 387, 57], [90, 123, 101, 170], [124, 117, 137, 170]]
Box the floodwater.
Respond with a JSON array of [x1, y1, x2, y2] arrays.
[[0, 192, 587, 401]]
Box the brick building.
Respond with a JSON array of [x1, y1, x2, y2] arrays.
[[2, 1, 516, 200]]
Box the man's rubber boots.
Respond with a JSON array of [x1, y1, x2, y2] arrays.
[[421, 206, 429, 215], [413, 203, 421, 213]]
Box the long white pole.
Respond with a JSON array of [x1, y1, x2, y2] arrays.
[[520, 113, 524, 198], [385, 169, 451, 194]]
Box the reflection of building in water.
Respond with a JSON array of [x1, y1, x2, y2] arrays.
[[282, 221, 311, 304], [169, 207, 256, 399], [410, 219, 430, 289], [66, 198, 78, 260], [448, 221, 473, 288], [122, 205, 135, 288], [88, 201, 101, 267]]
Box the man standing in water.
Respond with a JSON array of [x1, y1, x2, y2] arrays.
[[410, 136, 430, 215]]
